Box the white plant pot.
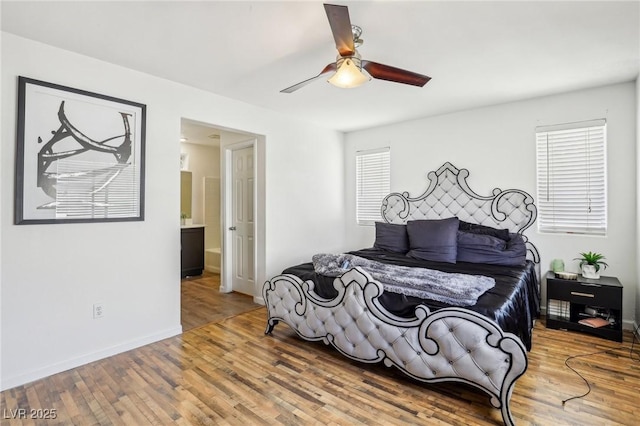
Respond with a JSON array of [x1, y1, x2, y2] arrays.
[[581, 264, 600, 279]]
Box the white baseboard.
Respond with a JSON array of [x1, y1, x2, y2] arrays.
[[0, 326, 182, 391], [622, 319, 637, 331], [205, 265, 220, 273]]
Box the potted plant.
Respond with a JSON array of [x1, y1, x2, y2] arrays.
[[575, 251, 608, 279], [180, 212, 187, 226]]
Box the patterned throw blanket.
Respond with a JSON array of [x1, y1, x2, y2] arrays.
[[312, 253, 495, 307]]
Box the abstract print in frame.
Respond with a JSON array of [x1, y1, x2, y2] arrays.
[[15, 77, 146, 224]]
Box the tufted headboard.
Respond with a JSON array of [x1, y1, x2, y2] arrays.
[[381, 162, 540, 263]]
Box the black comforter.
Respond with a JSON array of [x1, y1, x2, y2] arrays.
[[282, 248, 540, 350]]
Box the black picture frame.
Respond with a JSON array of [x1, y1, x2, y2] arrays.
[[15, 76, 146, 224]]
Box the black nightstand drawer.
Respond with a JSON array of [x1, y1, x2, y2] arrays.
[[547, 281, 621, 306]]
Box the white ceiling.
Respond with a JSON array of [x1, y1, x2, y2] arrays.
[[2, 1, 638, 132], [180, 118, 222, 147]]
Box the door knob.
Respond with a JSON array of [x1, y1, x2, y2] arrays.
[[229, 226, 236, 231]]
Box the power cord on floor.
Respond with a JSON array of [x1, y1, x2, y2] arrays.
[[562, 324, 640, 406]]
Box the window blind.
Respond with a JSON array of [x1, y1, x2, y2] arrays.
[[356, 147, 390, 225], [535, 119, 606, 235]]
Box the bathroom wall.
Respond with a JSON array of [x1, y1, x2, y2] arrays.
[[203, 176, 221, 272], [179, 142, 220, 225]]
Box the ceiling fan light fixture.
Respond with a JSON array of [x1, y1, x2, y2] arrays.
[[280, 4, 430, 93], [328, 58, 370, 89]]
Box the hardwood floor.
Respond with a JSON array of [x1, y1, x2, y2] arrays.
[[1, 310, 638, 425], [181, 272, 260, 331]]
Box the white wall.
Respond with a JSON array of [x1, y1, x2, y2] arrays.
[[0, 28, 4, 384], [0, 33, 345, 390], [636, 76, 640, 330], [180, 142, 220, 225], [345, 82, 637, 327]]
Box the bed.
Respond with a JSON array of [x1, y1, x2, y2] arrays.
[[262, 162, 540, 426]]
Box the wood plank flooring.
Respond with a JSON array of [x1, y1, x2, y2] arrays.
[[181, 272, 260, 331], [2, 310, 639, 425]]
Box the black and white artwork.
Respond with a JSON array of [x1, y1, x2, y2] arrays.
[[15, 77, 146, 224]]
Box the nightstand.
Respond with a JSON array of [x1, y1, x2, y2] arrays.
[[546, 271, 622, 342]]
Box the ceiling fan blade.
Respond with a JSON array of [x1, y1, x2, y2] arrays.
[[361, 60, 431, 87], [280, 63, 337, 93], [324, 4, 355, 57]]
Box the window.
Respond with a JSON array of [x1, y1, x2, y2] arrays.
[[535, 119, 607, 235], [356, 147, 390, 225]]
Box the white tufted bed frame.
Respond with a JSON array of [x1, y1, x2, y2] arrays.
[[263, 163, 539, 426]]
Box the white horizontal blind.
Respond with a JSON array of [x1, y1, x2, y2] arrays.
[[536, 120, 606, 235], [356, 147, 390, 225]]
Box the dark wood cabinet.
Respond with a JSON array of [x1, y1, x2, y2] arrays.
[[546, 271, 622, 342], [181, 226, 204, 278]]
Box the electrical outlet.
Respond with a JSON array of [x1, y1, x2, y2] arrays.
[[93, 303, 104, 319]]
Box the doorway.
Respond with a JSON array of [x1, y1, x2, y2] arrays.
[[180, 118, 265, 305]]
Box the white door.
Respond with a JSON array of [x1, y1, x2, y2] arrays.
[[230, 146, 254, 295]]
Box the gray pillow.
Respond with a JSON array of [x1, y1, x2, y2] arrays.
[[457, 231, 506, 250], [374, 222, 409, 253], [457, 231, 527, 266], [458, 220, 510, 241], [406, 217, 459, 263]]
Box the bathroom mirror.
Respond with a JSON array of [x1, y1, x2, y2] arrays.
[[180, 171, 192, 218]]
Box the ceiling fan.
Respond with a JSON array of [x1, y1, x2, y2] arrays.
[[281, 3, 431, 93]]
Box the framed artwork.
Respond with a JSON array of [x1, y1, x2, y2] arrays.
[[15, 76, 146, 224]]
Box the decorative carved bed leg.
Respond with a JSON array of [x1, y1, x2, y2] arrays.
[[264, 319, 279, 335]]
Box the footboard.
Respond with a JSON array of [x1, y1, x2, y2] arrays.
[[263, 267, 527, 426]]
